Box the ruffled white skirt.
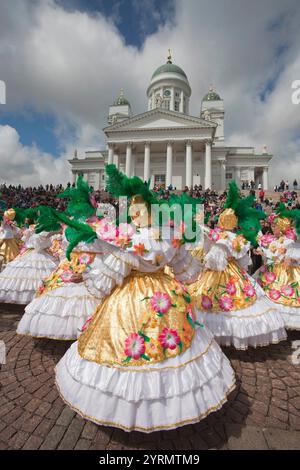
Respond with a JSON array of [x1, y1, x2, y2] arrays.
[[270, 303, 300, 331], [55, 326, 236, 433], [0, 250, 58, 304], [196, 286, 287, 350], [254, 267, 300, 331], [17, 282, 102, 340]]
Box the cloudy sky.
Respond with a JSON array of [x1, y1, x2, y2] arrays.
[[0, 0, 300, 186]]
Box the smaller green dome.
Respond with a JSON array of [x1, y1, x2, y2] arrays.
[[152, 63, 187, 79], [203, 87, 221, 101], [113, 89, 130, 106]]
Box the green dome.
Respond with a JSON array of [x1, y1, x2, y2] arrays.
[[113, 89, 130, 106], [203, 88, 221, 101], [152, 62, 187, 79]]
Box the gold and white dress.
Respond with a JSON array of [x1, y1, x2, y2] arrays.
[[55, 226, 235, 433], [17, 235, 105, 340], [257, 232, 300, 330], [0, 219, 20, 265], [190, 228, 286, 349], [0, 227, 58, 304]]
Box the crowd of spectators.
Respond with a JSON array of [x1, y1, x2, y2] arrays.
[[1, 181, 300, 229], [0, 183, 68, 210]]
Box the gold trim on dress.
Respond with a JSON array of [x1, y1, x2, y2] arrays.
[[55, 375, 236, 432], [17, 331, 76, 341]]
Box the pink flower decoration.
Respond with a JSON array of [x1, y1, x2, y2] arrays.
[[96, 219, 117, 241], [269, 289, 281, 301], [60, 271, 74, 282], [201, 295, 213, 310], [226, 281, 236, 296], [150, 292, 172, 313], [264, 272, 276, 283], [158, 328, 181, 350], [268, 214, 277, 224], [118, 223, 135, 239], [281, 285, 294, 297], [260, 233, 276, 248], [243, 284, 256, 297], [78, 253, 93, 265], [286, 228, 296, 241], [124, 333, 145, 360], [219, 295, 234, 311], [209, 228, 220, 242]]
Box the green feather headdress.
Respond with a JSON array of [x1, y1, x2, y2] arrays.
[[58, 175, 95, 219], [223, 181, 266, 246], [35, 206, 96, 259], [105, 164, 158, 204], [276, 202, 300, 235]]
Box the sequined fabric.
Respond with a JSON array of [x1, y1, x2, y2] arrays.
[[190, 259, 257, 312], [258, 263, 300, 308], [0, 238, 20, 263], [78, 271, 196, 366]]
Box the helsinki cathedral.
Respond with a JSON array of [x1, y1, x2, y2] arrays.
[[69, 52, 271, 191]]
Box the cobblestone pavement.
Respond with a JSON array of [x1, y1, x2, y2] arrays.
[[1, 304, 300, 450]]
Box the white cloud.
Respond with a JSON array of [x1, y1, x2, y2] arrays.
[[0, 0, 300, 185], [0, 124, 69, 185]]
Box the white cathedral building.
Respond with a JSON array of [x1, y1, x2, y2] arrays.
[[69, 54, 272, 191]]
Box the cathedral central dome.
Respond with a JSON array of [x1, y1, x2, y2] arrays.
[[152, 62, 187, 79]]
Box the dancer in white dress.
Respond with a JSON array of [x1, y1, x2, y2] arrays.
[[0, 224, 58, 304], [190, 182, 286, 349], [55, 164, 236, 432], [0, 208, 20, 266], [256, 204, 300, 330], [17, 176, 107, 339]]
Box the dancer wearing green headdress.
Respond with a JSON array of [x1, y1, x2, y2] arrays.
[[0, 206, 58, 304], [189, 181, 286, 349], [53, 165, 236, 433], [256, 203, 300, 329], [17, 176, 107, 340]]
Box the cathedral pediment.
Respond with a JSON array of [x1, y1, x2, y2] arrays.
[[104, 109, 217, 133]]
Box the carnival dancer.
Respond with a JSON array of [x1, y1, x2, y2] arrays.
[[256, 204, 300, 330], [17, 176, 106, 339], [0, 208, 21, 266], [190, 182, 286, 350], [0, 208, 58, 304], [54, 165, 235, 433]]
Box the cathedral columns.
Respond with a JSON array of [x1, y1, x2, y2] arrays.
[[166, 141, 173, 188], [144, 142, 151, 182], [219, 159, 226, 190], [205, 140, 212, 189], [235, 166, 241, 187], [108, 144, 114, 165], [185, 140, 193, 188], [263, 166, 269, 190], [113, 150, 119, 168], [125, 143, 132, 177]]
